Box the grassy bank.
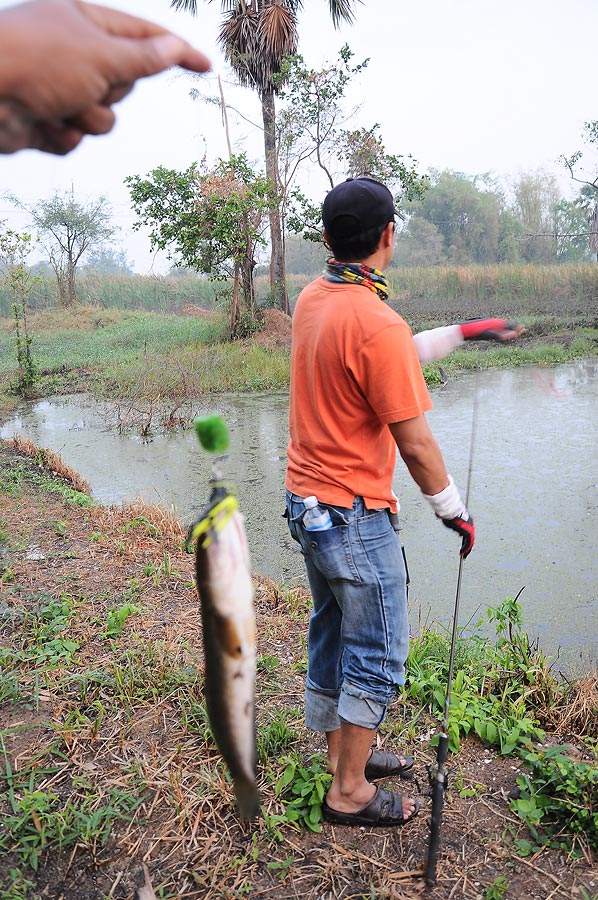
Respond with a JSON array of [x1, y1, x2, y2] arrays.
[[0, 442, 596, 900], [1, 299, 598, 413], [0, 307, 291, 408]]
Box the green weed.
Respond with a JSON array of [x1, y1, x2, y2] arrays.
[[49, 519, 67, 538], [1, 594, 79, 671], [1, 566, 15, 584], [0, 461, 92, 507], [267, 855, 295, 882], [485, 875, 509, 900], [406, 596, 555, 754], [123, 515, 161, 537], [0, 771, 143, 870], [256, 654, 280, 673], [102, 602, 141, 638], [0, 868, 36, 900], [274, 755, 332, 833], [108, 639, 201, 710], [179, 693, 214, 744], [511, 745, 598, 856], [257, 710, 300, 762]]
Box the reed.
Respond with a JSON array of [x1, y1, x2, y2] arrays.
[[2, 265, 597, 324], [387, 264, 598, 325], [0, 274, 221, 317]]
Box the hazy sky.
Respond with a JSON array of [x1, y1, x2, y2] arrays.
[[1, 0, 595, 272]]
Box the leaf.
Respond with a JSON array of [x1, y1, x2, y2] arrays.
[[474, 719, 486, 740], [275, 763, 296, 795]]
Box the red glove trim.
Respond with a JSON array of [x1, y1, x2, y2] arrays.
[[460, 318, 509, 341]]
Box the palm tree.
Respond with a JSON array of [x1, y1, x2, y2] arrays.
[[171, 0, 359, 313]]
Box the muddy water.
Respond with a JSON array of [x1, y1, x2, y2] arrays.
[[2, 359, 597, 668]]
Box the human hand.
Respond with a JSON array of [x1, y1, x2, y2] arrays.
[[459, 318, 526, 342], [441, 511, 475, 558], [422, 475, 475, 559], [0, 0, 211, 155]]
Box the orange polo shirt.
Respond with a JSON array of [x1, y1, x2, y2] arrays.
[[286, 277, 433, 513]]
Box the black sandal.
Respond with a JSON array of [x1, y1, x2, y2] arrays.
[[323, 786, 419, 827], [364, 748, 414, 781]]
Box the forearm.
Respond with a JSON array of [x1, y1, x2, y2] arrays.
[[413, 319, 525, 364], [389, 414, 474, 556], [389, 418, 449, 495], [412, 325, 463, 364]]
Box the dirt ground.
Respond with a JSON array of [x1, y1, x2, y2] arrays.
[[0, 445, 596, 900], [253, 308, 293, 349]]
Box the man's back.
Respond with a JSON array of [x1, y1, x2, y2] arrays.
[[286, 276, 432, 510]]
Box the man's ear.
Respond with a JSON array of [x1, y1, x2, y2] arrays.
[[382, 221, 395, 249]]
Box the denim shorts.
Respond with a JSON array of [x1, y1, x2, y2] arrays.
[[285, 490, 409, 732]]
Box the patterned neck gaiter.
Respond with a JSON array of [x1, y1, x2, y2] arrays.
[[323, 258, 389, 303]]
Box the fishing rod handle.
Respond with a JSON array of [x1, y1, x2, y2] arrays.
[[425, 733, 450, 886]]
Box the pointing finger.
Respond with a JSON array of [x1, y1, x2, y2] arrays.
[[108, 34, 211, 82]]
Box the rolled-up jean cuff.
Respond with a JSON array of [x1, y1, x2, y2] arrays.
[[338, 683, 388, 730], [305, 686, 341, 732]]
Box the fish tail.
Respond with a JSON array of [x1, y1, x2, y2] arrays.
[[234, 777, 260, 821]]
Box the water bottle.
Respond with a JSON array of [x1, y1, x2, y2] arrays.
[[303, 495, 332, 531]]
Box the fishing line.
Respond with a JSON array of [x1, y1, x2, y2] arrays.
[[443, 369, 479, 733], [425, 367, 480, 886]]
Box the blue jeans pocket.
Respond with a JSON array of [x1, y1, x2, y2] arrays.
[[285, 491, 360, 582]]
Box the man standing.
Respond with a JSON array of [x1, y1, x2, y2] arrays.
[[284, 176, 476, 827]]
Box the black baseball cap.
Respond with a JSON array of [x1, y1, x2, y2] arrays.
[[322, 176, 402, 242]]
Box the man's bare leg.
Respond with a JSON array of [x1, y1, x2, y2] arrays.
[[324, 722, 417, 817], [326, 727, 412, 777]]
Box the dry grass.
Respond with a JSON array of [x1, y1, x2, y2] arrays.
[[6, 434, 92, 494], [0, 446, 596, 900], [550, 669, 598, 738]]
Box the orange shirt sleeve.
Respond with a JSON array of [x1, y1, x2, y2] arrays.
[[352, 319, 433, 424]]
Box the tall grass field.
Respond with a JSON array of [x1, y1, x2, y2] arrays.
[[2, 264, 598, 321]]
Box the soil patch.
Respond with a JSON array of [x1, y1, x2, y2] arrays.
[[254, 308, 293, 349], [0, 445, 596, 900]]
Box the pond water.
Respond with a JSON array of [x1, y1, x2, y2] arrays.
[[2, 359, 597, 670]]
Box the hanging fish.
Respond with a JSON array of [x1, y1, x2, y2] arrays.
[[187, 415, 259, 821]]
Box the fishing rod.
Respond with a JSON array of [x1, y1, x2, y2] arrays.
[[424, 373, 479, 886]]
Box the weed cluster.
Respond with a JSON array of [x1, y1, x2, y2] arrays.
[[512, 743, 598, 857], [406, 595, 598, 856], [272, 756, 332, 834], [406, 596, 558, 754]]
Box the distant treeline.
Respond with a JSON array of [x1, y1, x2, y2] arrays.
[[1, 265, 598, 325]]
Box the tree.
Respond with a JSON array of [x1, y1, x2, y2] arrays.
[[126, 154, 273, 338], [0, 226, 38, 397], [284, 233, 327, 275], [171, 0, 359, 313], [560, 122, 598, 261], [392, 218, 446, 267], [81, 246, 133, 276], [511, 172, 562, 264], [560, 120, 598, 196], [408, 170, 502, 265], [277, 47, 428, 245], [10, 189, 115, 306]]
